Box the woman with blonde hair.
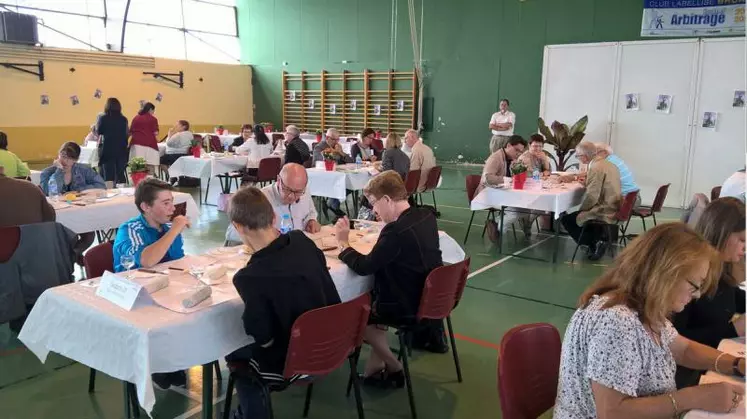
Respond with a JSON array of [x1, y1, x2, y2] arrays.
[[674, 197, 745, 387], [375, 132, 410, 180], [554, 223, 745, 418]]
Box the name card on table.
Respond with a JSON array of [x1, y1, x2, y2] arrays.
[[95, 271, 143, 311]]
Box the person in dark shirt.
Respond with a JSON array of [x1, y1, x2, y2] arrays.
[[335, 171, 443, 388], [350, 127, 381, 162], [673, 197, 746, 388], [96, 97, 130, 184], [230, 124, 252, 152], [226, 186, 341, 419], [282, 124, 310, 166]]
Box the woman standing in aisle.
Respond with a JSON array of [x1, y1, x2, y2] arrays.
[[96, 97, 129, 184], [129, 102, 160, 172]]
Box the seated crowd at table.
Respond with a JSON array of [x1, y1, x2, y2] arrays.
[[1, 109, 746, 419]]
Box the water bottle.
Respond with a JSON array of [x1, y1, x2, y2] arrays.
[[532, 167, 540, 182], [279, 213, 292, 234], [48, 178, 59, 201], [355, 155, 362, 169]]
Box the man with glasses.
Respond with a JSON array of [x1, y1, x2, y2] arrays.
[[225, 163, 320, 245]]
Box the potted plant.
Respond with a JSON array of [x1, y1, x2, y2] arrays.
[[262, 121, 274, 133], [190, 137, 202, 158], [215, 124, 225, 135], [537, 115, 588, 172], [321, 148, 337, 171], [128, 157, 149, 186], [510, 160, 528, 190], [315, 129, 323, 143]]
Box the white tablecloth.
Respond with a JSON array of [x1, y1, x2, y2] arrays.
[[470, 182, 585, 218], [53, 191, 200, 234], [78, 144, 99, 167], [167, 155, 248, 181], [306, 165, 374, 200], [18, 227, 464, 416], [30, 170, 41, 185], [684, 338, 745, 418]]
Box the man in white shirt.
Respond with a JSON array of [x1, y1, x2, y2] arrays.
[[225, 163, 320, 245], [161, 120, 194, 166], [488, 99, 516, 154]]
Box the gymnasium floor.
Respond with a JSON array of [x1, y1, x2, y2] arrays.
[[0, 164, 682, 419]]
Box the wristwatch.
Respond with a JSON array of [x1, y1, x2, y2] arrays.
[[733, 357, 745, 377], [338, 241, 351, 253]]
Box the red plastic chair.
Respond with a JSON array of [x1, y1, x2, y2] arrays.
[[205, 134, 223, 152], [632, 183, 670, 231], [390, 257, 471, 419], [570, 190, 639, 263], [416, 166, 442, 212], [711, 186, 722, 202], [498, 323, 561, 419], [83, 241, 113, 280], [371, 138, 384, 152], [404, 170, 421, 198], [171, 202, 187, 220], [0, 226, 20, 263], [241, 157, 282, 187], [271, 133, 284, 149], [223, 293, 371, 419]]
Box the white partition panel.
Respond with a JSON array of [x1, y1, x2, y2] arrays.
[[685, 38, 746, 200], [611, 39, 699, 207]]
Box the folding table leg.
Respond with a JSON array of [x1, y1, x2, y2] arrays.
[[202, 362, 214, 419]]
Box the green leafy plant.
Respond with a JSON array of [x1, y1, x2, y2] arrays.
[[315, 129, 323, 135], [216, 124, 224, 129], [190, 137, 202, 147], [510, 160, 527, 175], [321, 148, 337, 161], [537, 115, 588, 171], [128, 157, 148, 173]]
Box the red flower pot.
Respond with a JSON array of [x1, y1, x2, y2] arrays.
[[131, 171, 148, 187], [216, 128, 225, 135], [316, 134, 322, 142], [512, 172, 527, 190], [265, 124, 274, 133], [191, 146, 201, 158], [324, 160, 335, 171], [374, 131, 381, 139]]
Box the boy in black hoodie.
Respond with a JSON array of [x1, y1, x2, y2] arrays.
[[226, 187, 340, 419]]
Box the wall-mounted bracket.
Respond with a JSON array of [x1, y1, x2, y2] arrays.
[[1, 60, 44, 81], [143, 70, 184, 88]]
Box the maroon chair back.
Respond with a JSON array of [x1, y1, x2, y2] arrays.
[[466, 174, 482, 203], [206, 134, 223, 152], [422, 166, 442, 193], [711, 186, 721, 202], [257, 157, 282, 183], [283, 293, 371, 378], [83, 241, 114, 279], [453, 258, 472, 309], [0, 226, 21, 263], [416, 258, 471, 321], [404, 170, 421, 197], [650, 183, 671, 212], [371, 139, 384, 152], [614, 190, 639, 222], [271, 133, 284, 148], [498, 323, 561, 419], [171, 202, 187, 220]]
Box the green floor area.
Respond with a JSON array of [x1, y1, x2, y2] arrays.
[[0, 164, 683, 419]]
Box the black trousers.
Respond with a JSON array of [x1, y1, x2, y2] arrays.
[[561, 211, 604, 247], [226, 346, 271, 419], [100, 154, 128, 184], [160, 153, 188, 166]]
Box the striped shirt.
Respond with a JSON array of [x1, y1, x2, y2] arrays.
[[606, 154, 639, 195]]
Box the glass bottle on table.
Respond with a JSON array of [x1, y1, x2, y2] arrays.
[[279, 213, 292, 234], [48, 178, 59, 202]]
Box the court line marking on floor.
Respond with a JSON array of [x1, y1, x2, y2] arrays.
[[467, 237, 552, 279]]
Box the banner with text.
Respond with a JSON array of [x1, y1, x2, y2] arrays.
[[642, 0, 745, 37]]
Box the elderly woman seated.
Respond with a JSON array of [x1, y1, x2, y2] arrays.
[[554, 223, 745, 418], [560, 141, 621, 261]]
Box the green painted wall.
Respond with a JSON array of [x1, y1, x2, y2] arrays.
[[237, 0, 644, 162]]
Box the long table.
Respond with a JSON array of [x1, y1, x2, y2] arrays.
[[18, 225, 464, 419], [470, 180, 585, 263], [684, 338, 745, 419], [51, 190, 200, 234]]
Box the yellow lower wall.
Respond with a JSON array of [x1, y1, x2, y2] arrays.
[[0, 47, 253, 162]]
